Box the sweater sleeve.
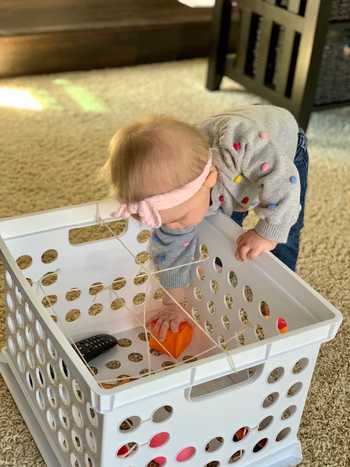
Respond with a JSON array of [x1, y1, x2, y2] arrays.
[[151, 225, 199, 288], [241, 136, 301, 242], [216, 109, 301, 243]]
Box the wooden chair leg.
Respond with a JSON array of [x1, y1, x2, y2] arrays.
[[206, 0, 232, 91]]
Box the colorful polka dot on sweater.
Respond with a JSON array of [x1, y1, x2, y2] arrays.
[[261, 162, 269, 172], [182, 240, 190, 247], [259, 132, 268, 140], [241, 196, 250, 204], [219, 195, 225, 204], [289, 176, 297, 184], [232, 142, 241, 151], [234, 175, 243, 184]]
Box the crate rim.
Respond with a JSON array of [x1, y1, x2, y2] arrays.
[[0, 199, 119, 241]]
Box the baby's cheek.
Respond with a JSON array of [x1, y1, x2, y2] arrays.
[[199, 206, 209, 222], [192, 215, 205, 226]]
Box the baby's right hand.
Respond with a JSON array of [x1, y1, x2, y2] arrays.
[[147, 304, 184, 341]]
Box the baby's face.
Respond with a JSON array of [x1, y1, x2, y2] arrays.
[[159, 167, 217, 230]]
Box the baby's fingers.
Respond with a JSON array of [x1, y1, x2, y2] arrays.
[[170, 318, 181, 333], [235, 236, 245, 261], [236, 233, 245, 245], [153, 318, 163, 335], [159, 321, 170, 341], [147, 311, 160, 326], [247, 247, 261, 260], [236, 244, 251, 261]]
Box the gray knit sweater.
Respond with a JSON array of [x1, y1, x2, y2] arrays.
[[151, 105, 300, 288]]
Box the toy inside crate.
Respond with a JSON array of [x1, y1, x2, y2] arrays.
[[2, 200, 328, 392]]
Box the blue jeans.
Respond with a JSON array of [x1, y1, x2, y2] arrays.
[[231, 130, 309, 271]]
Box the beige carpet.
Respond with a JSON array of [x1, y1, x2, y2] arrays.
[[0, 59, 349, 467]]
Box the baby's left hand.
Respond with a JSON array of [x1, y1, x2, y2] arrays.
[[235, 229, 278, 261]]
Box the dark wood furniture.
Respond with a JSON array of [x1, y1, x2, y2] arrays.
[[0, 0, 213, 78], [207, 0, 349, 130]]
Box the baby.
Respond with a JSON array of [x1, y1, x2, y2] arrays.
[[102, 105, 308, 339]]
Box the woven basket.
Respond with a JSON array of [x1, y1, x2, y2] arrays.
[[330, 0, 350, 21], [315, 29, 350, 104]]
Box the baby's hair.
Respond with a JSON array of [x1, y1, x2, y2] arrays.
[[101, 115, 209, 203]]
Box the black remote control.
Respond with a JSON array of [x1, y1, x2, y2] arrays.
[[73, 334, 117, 362]]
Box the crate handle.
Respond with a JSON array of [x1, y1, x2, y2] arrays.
[[185, 363, 264, 401]]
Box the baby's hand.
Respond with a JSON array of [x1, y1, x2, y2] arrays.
[[235, 229, 277, 261], [147, 304, 184, 341]]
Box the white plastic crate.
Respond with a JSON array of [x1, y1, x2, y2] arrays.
[[0, 200, 342, 467]]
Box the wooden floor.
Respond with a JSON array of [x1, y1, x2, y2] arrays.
[[0, 0, 228, 78]]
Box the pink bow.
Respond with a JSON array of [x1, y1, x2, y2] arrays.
[[111, 200, 161, 228]]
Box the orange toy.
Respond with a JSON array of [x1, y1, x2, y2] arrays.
[[149, 321, 193, 359]]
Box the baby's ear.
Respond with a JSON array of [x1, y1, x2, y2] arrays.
[[204, 166, 218, 188]]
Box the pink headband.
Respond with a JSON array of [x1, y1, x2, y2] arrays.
[[111, 157, 212, 228]]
